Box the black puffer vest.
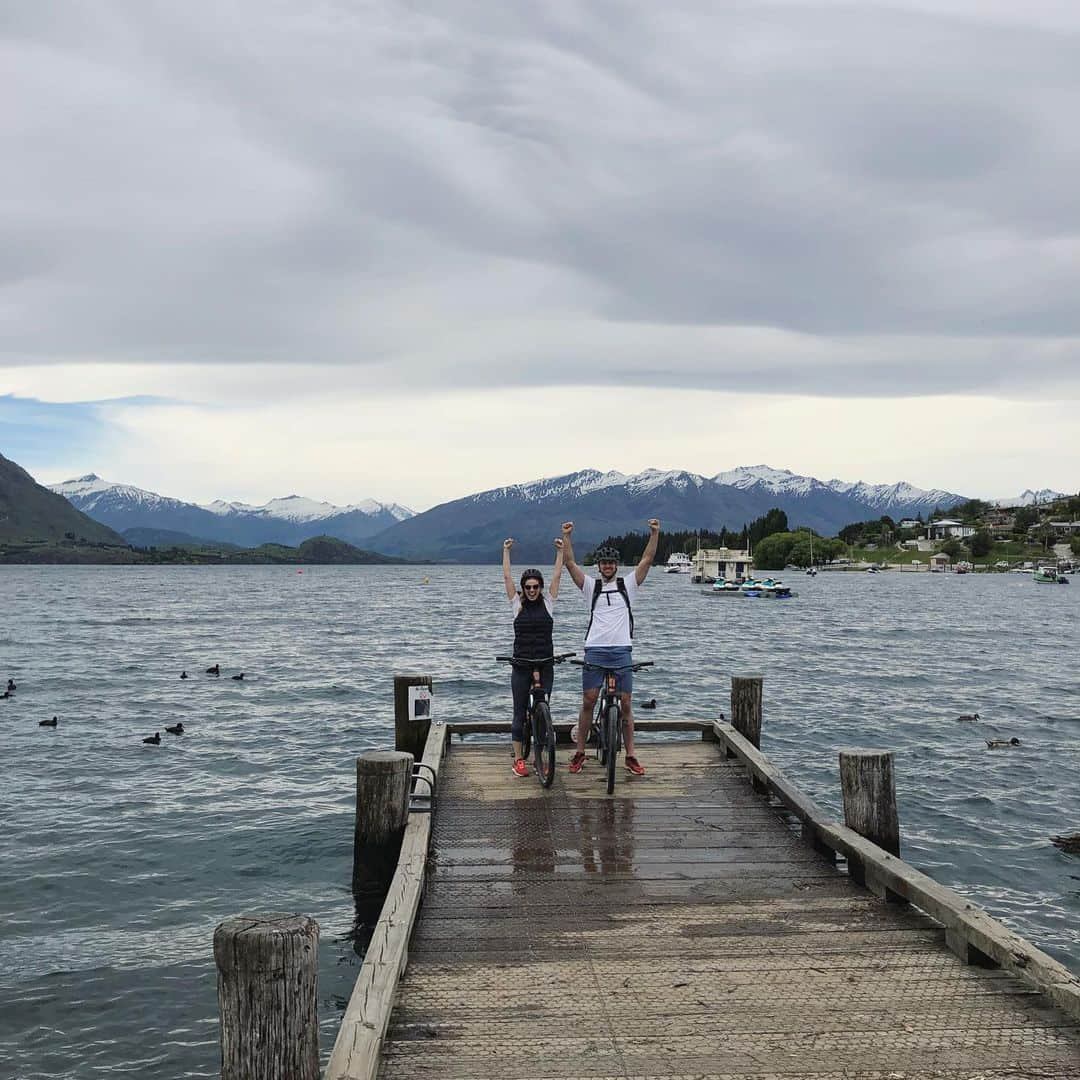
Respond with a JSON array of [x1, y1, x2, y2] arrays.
[[513, 596, 553, 660]]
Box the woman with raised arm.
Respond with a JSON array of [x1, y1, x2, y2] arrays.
[[502, 536, 564, 777]]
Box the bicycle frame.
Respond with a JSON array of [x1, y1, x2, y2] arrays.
[[571, 659, 653, 793], [496, 653, 575, 787]]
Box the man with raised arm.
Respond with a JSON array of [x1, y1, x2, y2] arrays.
[[560, 518, 660, 777]]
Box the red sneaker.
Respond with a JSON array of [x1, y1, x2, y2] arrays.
[[625, 756, 645, 777], [568, 751, 586, 774], [512, 758, 530, 778]]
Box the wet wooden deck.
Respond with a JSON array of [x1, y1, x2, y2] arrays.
[[374, 736, 1080, 1080]]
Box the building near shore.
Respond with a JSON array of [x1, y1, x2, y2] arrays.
[[926, 519, 976, 540], [692, 547, 753, 582]]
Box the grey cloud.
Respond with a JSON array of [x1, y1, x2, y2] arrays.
[[3, 1, 1080, 397]]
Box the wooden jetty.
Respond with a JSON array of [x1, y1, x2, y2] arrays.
[[217, 676, 1080, 1078]]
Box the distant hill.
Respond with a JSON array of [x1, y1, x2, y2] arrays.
[[366, 467, 967, 563], [123, 527, 240, 549], [233, 535, 405, 565], [0, 452, 127, 546], [50, 474, 413, 547]]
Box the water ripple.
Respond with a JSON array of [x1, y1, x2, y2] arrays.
[[0, 565, 1077, 1076]]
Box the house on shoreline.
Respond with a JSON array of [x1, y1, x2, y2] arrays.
[[926, 519, 976, 541], [692, 546, 753, 583]]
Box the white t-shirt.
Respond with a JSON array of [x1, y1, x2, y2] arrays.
[[578, 572, 640, 647]]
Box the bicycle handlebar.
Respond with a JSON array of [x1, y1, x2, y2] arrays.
[[495, 652, 577, 667], [570, 659, 654, 673]]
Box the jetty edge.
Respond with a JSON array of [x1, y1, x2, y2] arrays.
[[215, 673, 1080, 1078]]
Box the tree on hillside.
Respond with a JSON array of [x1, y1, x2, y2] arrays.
[[968, 530, 992, 558], [941, 539, 963, 560], [953, 498, 990, 523], [1071, 536, 1080, 556], [1013, 506, 1039, 536], [838, 522, 864, 546]]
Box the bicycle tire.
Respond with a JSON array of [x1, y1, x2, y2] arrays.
[[521, 719, 532, 762], [605, 702, 619, 795], [533, 702, 555, 788]]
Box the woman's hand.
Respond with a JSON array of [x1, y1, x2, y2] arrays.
[[504, 538, 514, 550], [554, 538, 563, 550]]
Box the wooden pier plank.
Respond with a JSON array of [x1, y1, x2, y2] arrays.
[[374, 741, 1080, 1080]]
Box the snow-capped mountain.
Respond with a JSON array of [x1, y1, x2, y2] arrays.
[[204, 494, 412, 524], [50, 464, 974, 561], [993, 489, 1066, 508], [479, 468, 706, 504], [368, 466, 968, 562], [50, 475, 414, 547], [714, 465, 962, 513], [51, 474, 198, 516]]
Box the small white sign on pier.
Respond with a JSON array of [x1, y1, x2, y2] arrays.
[[408, 684, 432, 721]]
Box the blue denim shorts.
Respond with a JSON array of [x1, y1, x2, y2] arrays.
[[582, 646, 633, 693]]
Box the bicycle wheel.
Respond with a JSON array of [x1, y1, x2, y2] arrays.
[[520, 715, 532, 762], [605, 703, 619, 795], [533, 702, 555, 789]]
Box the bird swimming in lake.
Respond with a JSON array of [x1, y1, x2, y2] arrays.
[[986, 737, 1020, 749], [180, 671, 188, 680], [206, 664, 220, 676], [39, 716, 58, 727], [165, 723, 184, 735], [639, 699, 657, 710], [1050, 833, 1080, 854], [956, 713, 981, 722], [231, 672, 244, 681], [143, 732, 161, 745]]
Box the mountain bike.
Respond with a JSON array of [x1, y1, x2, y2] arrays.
[[571, 659, 654, 794], [496, 653, 575, 788]]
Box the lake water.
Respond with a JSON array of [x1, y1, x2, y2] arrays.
[[2, 564, 1078, 1077]]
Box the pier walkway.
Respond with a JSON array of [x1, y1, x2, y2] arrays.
[[330, 721, 1080, 1080]]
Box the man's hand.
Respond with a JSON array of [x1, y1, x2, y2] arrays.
[[648, 518, 660, 534], [504, 538, 514, 550], [562, 521, 574, 537], [554, 538, 564, 550]]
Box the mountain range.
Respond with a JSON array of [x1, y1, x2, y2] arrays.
[[361, 466, 967, 562], [47, 464, 967, 562], [50, 474, 413, 549]]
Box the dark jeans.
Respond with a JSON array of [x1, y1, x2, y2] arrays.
[[511, 662, 554, 742]]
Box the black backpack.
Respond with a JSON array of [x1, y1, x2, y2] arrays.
[[586, 576, 634, 639]]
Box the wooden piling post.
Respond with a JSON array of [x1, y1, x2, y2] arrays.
[[839, 749, 900, 855], [730, 674, 763, 749], [840, 749, 902, 899], [353, 750, 413, 919], [394, 674, 432, 758], [214, 913, 319, 1080]]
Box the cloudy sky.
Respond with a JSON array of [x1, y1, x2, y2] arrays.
[[3, 1, 1079, 510]]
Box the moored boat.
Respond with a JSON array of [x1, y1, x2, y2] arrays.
[[1034, 565, 1067, 584]]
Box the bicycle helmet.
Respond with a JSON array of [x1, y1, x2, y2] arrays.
[[593, 546, 620, 562], [520, 569, 544, 592]]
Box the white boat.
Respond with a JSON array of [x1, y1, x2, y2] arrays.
[[664, 552, 693, 574]]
